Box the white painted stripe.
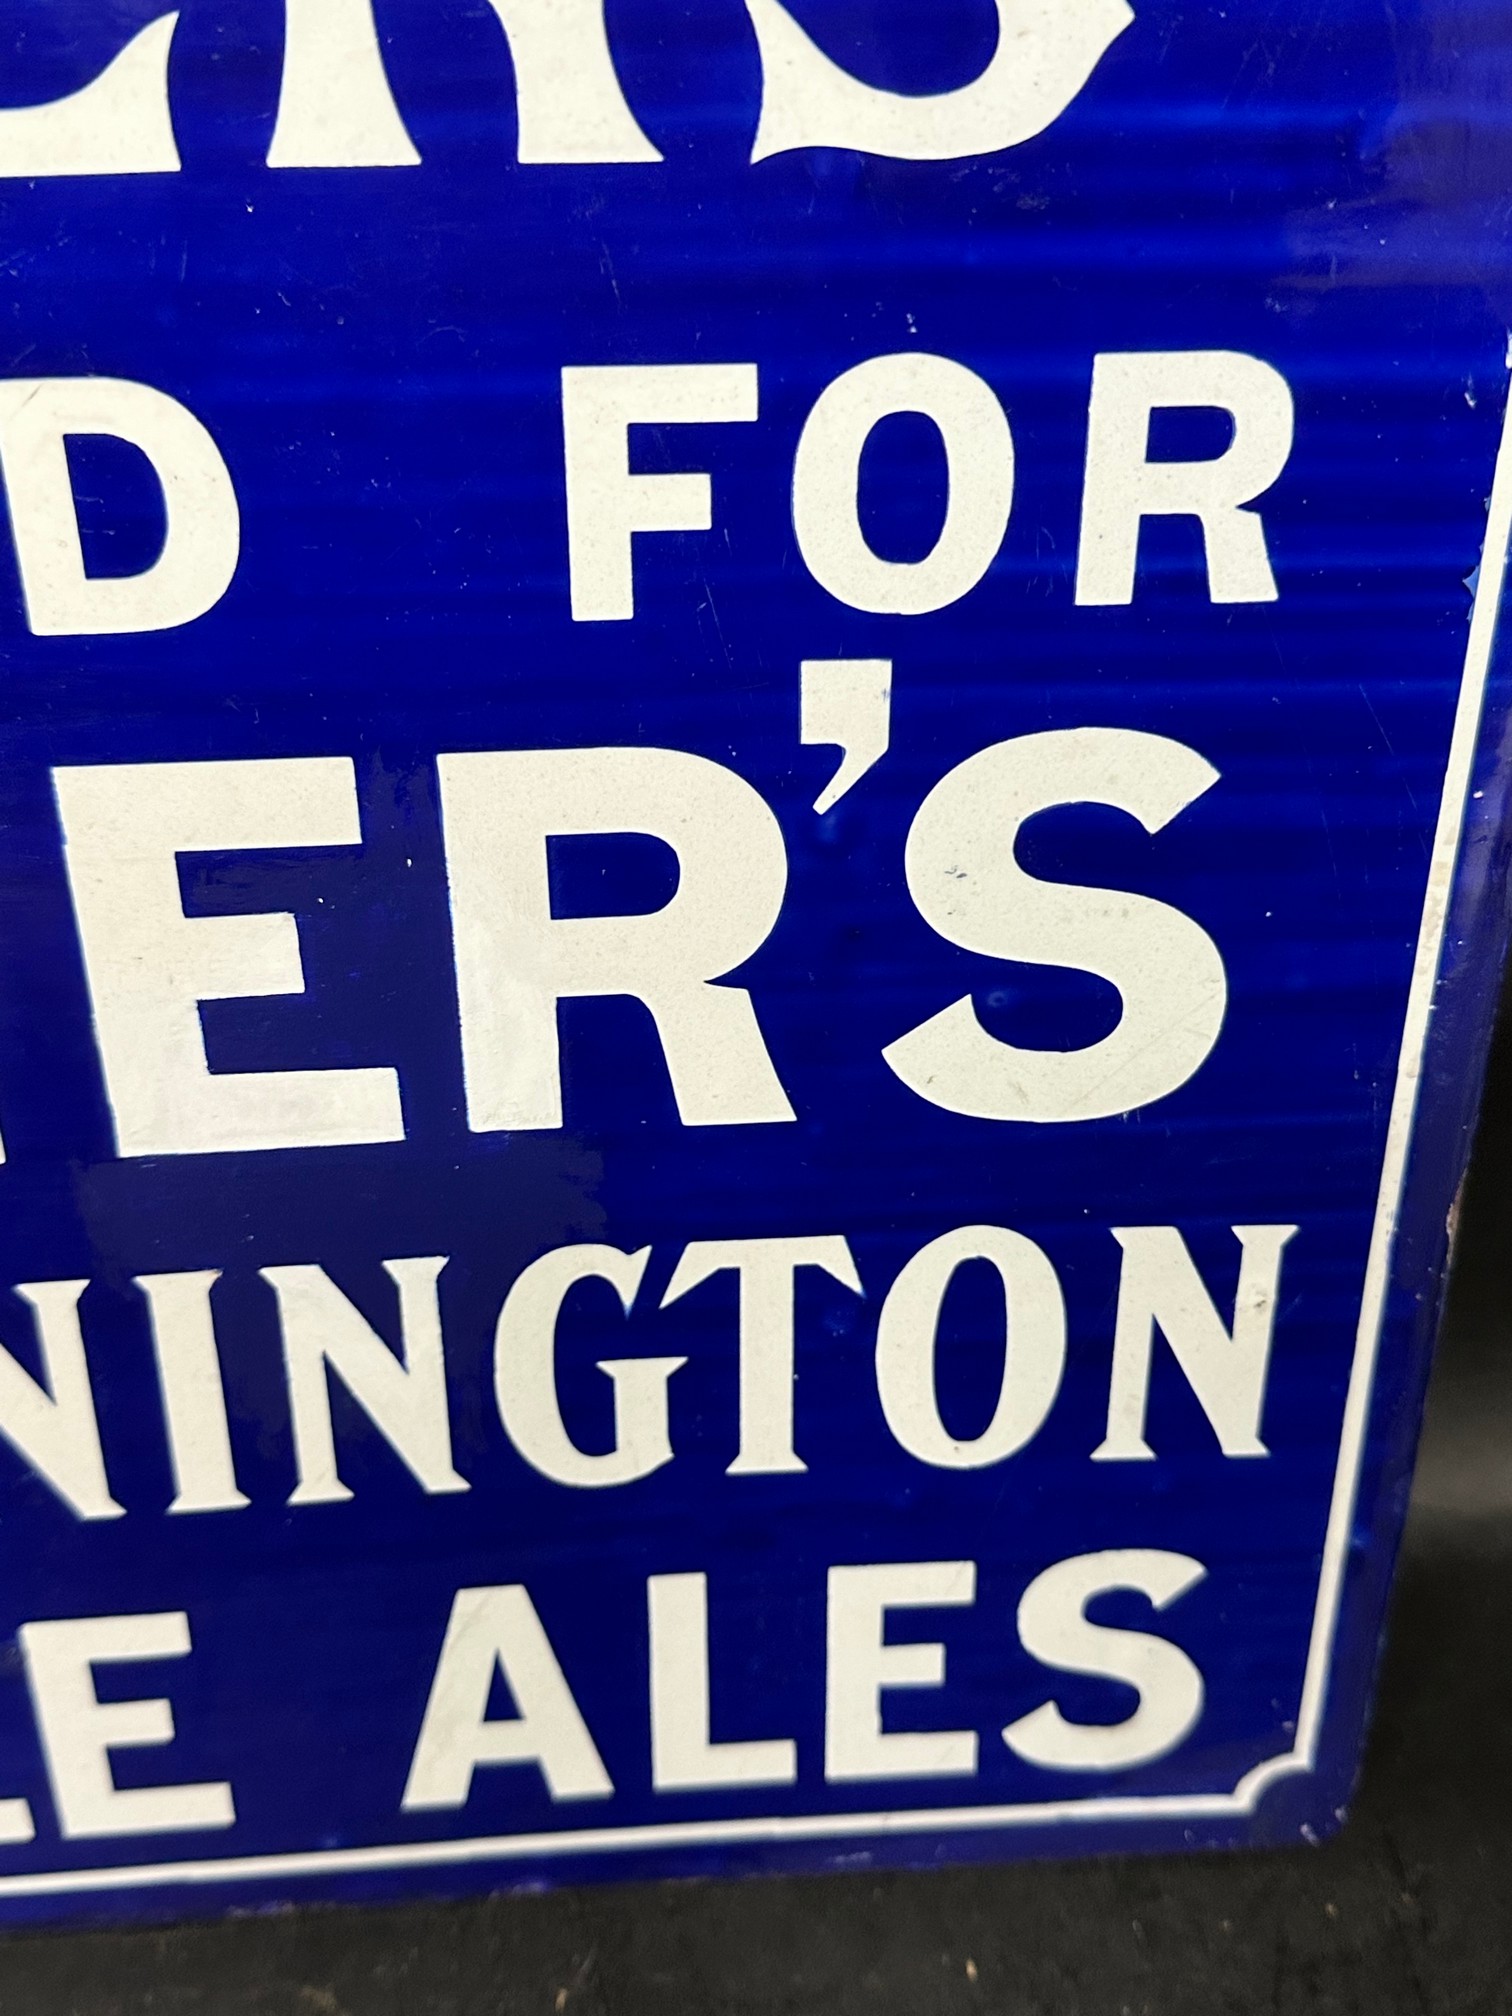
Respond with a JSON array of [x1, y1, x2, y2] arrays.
[[0, 1790, 1247, 1899], [1286, 349, 1512, 1777]]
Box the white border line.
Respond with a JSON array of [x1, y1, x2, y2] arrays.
[[1262, 347, 1512, 1793], [4, 369, 1512, 1902]]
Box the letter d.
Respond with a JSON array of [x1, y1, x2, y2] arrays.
[[0, 377, 239, 636]]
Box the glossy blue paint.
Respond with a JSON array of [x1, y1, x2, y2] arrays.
[[0, 0, 1509, 1925]]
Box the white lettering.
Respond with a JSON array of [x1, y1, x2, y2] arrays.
[[1094, 1224, 1297, 1460], [55, 756, 404, 1158], [746, 0, 1133, 162], [1002, 1549, 1207, 1770], [484, 0, 661, 163], [268, 0, 420, 168], [825, 1560, 976, 1782], [494, 1243, 684, 1488], [791, 354, 1013, 615], [876, 1226, 1065, 1468], [0, 1283, 121, 1522], [263, 1258, 466, 1506], [883, 728, 1227, 1121], [439, 745, 793, 1132], [1075, 351, 1294, 605], [135, 1271, 248, 1515], [0, 376, 237, 636], [800, 658, 893, 814], [21, 1612, 235, 1838], [648, 1572, 798, 1789], [0, 17, 180, 179], [661, 1235, 860, 1474], [563, 364, 757, 621], [403, 1585, 612, 1806]]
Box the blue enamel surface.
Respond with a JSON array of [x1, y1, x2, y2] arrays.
[[0, 0, 1510, 1923]]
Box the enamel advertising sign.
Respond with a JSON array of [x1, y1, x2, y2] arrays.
[[0, 0, 1508, 1923]]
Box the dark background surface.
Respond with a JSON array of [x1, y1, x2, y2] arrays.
[[0, 1021, 1504, 2011]]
